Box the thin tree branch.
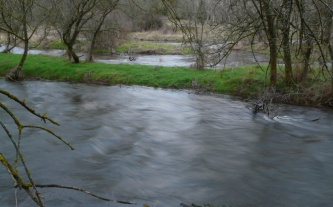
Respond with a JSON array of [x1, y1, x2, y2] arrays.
[[0, 90, 59, 126], [22, 125, 74, 150], [35, 184, 136, 205]]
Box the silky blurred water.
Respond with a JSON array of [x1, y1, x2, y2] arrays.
[[0, 79, 333, 207]]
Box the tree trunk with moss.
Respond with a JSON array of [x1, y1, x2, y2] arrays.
[[63, 28, 81, 63], [261, 0, 277, 87], [281, 0, 293, 86], [54, 0, 98, 64], [88, 20, 104, 62], [321, 3, 333, 94], [6, 4, 29, 81]]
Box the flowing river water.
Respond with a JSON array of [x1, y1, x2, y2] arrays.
[[0, 45, 269, 68], [1, 80, 333, 207]]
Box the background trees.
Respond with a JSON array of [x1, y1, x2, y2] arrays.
[[51, 0, 99, 63], [0, 0, 332, 92], [162, 0, 229, 70], [0, 0, 49, 80], [161, 0, 333, 91], [128, 0, 165, 32], [83, 0, 120, 62]]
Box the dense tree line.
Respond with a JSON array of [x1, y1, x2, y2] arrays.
[[0, 0, 140, 79], [222, 0, 333, 88], [162, 0, 333, 93]]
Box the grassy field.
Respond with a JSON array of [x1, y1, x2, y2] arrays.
[[0, 53, 267, 95], [115, 41, 192, 55], [0, 53, 331, 107], [46, 38, 191, 55]]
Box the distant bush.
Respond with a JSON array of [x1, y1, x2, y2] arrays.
[[137, 15, 163, 31], [49, 39, 67, 50]]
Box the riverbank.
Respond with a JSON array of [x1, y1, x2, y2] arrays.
[[0, 53, 332, 108]]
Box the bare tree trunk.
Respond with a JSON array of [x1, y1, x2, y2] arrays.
[[195, 1, 206, 70], [261, 0, 277, 87], [87, 10, 116, 62], [88, 31, 98, 62], [196, 51, 205, 70], [269, 42, 278, 87], [295, 0, 313, 82], [321, 3, 333, 93], [15, 40, 29, 79], [195, 22, 204, 70], [89, 3, 120, 62], [63, 30, 81, 63], [327, 44, 333, 94], [7, 7, 29, 81], [281, 0, 293, 86], [88, 21, 104, 62], [71, 50, 80, 63], [67, 45, 80, 63], [60, 0, 99, 63], [300, 39, 313, 82]]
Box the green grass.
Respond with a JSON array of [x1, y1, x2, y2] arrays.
[[116, 41, 191, 55], [1, 53, 331, 107], [49, 39, 67, 50], [48, 39, 86, 51], [0, 53, 268, 97]]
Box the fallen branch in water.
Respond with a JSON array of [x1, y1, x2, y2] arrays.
[[35, 184, 136, 205], [250, 87, 280, 118]]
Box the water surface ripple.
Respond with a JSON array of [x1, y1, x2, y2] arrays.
[[0, 80, 333, 207]]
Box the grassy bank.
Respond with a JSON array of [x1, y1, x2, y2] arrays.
[[46, 38, 191, 55], [0, 53, 266, 94], [115, 41, 191, 55], [0, 53, 332, 107]]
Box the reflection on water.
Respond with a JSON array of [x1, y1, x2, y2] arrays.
[[0, 79, 333, 207]]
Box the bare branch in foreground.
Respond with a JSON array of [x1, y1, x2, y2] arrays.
[[22, 125, 74, 150], [35, 184, 136, 205], [0, 89, 60, 126]]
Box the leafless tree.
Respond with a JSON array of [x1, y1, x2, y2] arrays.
[[162, 0, 232, 70], [50, 0, 98, 63], [316, 0, 333, 91], [0, 0, 48, 80], [210, 0, 332, 89], [85, 0, 120, 62]]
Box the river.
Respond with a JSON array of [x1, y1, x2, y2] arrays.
[[94, 50, 269, 68], [0, 80, 333, 207], [0, 45, 269, 68]]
